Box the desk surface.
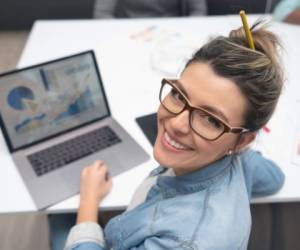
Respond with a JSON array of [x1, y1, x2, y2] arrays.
[[1, 15, 300, 213]]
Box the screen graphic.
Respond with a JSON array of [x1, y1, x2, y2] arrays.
[[0, 53, 108, 149]]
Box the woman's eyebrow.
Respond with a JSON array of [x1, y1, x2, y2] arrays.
[[200, 105, 229, 124], [174, 80, 189, 98], [175, 80, 229, 123]]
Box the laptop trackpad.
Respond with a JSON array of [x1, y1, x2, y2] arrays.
[[62, 150, 125, 190]]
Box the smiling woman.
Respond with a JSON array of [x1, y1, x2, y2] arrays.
[[64, 20, 285, 250], [153, 22, 283, 176], [154, 65, 252, 175]]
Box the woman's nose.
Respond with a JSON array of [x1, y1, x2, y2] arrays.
[[170, 110, 190, 135]]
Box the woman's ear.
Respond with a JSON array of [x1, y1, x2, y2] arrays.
[[234, 132, 256, 152]]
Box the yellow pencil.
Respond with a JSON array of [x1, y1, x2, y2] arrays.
[[239, 10, 255, 50]]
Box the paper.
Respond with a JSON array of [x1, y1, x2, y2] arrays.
[[130, 25, 202, 77]]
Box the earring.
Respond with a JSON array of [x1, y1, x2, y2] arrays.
[[227, 149, 233, 156]]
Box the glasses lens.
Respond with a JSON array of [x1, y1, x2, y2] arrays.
[[160, 83, 186, 114], [191, 109, 225, 140]]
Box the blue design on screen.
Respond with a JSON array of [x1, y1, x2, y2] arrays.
[[54, 88, 94, 121], [7, 86, 35, 110], [13, 87, 94, 132]]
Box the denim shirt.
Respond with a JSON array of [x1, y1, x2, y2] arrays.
[[65, 149, 285, 250]]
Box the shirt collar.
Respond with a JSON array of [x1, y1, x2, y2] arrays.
[[155, 155, 234, 195]]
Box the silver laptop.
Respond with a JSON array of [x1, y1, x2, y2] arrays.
[[0, 50, 149, 210]]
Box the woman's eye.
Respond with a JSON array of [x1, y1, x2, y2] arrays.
[[205, 116, 222, 129], [170, 89, 185, 102]]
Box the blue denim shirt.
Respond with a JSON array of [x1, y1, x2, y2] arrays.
[[65, 149, 284, 250]]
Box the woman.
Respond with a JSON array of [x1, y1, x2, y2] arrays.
[[273, 0, 300, 25], [64, 20, 285, 250]]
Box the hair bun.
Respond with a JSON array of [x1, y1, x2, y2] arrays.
[[229, 20, 281, 64]]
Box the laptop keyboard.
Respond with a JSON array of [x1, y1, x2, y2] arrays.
[[27, 126, 122, 176]]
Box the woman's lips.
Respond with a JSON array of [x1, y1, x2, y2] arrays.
[[161, 130, 193, 152]]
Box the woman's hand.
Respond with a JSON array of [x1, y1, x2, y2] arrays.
[[80, 160, 112, 204], [77, 161, 113, 224]]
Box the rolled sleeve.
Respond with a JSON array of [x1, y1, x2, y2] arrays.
[[64, 222, 105, 250]]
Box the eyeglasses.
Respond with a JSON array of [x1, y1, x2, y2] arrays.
[[159, 79, 249, 141]]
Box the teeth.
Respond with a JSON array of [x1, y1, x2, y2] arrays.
[[164, 132, 189, 150]]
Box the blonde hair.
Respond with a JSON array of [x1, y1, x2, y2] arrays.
[[185, 21, 284, 131]]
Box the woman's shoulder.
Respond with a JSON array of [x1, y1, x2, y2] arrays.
[[106, 167, 251, 250], [149, 187, 251, 249], [237, 148, 285, 197]]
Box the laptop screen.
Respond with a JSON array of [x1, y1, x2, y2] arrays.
[[0, 51, 110, 151]]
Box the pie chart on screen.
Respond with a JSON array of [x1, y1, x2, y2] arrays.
[[7, 86, 35, 111]]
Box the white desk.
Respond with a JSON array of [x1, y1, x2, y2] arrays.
[[1, 15, 300, 213]]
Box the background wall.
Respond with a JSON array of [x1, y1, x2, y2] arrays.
[[0, 0, 280, 30], [0, 0, 94, 30]]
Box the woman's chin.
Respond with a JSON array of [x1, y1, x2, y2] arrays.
[[153, 141, 168, 167], [153, 142, 177, 168], [153, 140, 163, 164]]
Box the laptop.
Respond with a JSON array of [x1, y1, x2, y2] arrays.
[[0, 50, 149, 210]]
